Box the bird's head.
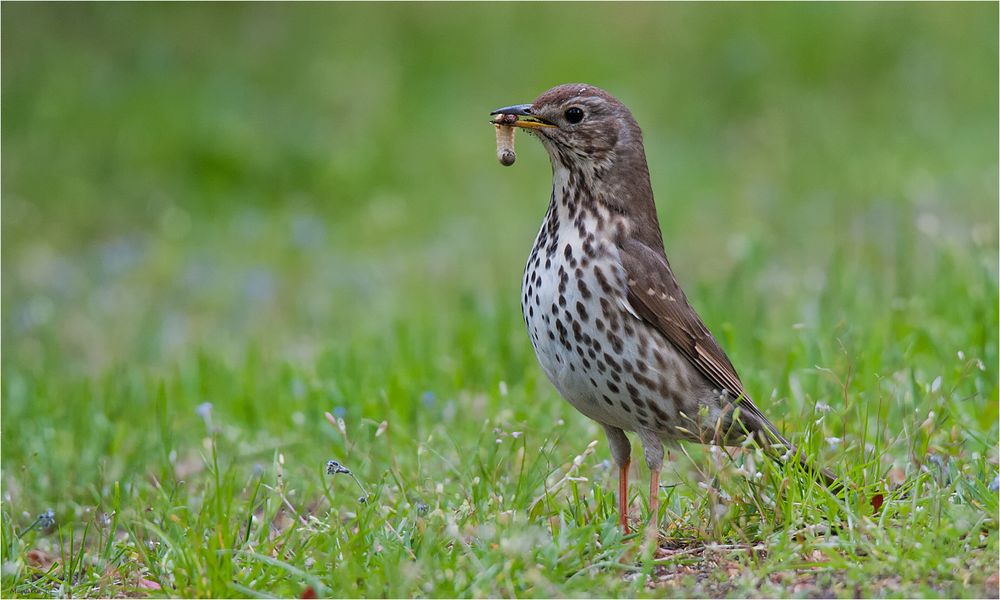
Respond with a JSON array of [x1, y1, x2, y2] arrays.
[[491, 84, 660, 246], [491, 83, 645, 172]]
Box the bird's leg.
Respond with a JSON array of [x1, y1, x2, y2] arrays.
[[638, 429, 664, 530], [618, 456, 631, 534], [602, 425, 632, 534], [648, 467, 660, 527]]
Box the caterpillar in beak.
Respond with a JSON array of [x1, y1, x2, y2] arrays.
[[493, 113, 517, 166]]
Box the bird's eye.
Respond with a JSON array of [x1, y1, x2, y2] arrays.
[[564, 107, 584, 124]]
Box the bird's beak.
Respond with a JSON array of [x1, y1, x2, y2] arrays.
[[490, 104, 556, 129]]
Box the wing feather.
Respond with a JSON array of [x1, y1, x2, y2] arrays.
[[618, 238, 777, 435]]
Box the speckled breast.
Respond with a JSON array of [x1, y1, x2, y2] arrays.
[[520, 196, 697, 437]]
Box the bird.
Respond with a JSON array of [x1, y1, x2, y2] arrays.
[[491, 84, 837, 533]]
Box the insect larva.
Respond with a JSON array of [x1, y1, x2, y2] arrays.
[[493, 113, 518, 166], [495, 125, 516, 167], [493, 113, 518, 126]]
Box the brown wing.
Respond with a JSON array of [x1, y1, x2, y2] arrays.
[[618, 238, 779, 438], [619, 240, 843, 487]]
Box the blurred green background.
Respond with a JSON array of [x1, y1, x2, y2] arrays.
[[1, 3, 997, 595], [3, 2, 996, 376]]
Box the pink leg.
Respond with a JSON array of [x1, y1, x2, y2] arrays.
[[648, 468, 660, 528], [619, 457, 631, 534]]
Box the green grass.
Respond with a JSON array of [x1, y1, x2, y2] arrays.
[[2, 3, 997, 597]]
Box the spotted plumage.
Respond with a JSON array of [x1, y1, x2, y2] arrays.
[[521, 169, 708, 441], [493, 83, 838, 532]]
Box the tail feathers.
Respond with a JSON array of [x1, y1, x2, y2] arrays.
[[753, 423, 843, 493], [733, 402, 844, 493], [792, 450, 843, 493]]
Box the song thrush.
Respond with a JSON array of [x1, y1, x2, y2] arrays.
[[491, 84, 837, 533]]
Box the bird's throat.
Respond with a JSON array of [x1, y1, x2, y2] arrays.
[[546, 154, 664, 252]]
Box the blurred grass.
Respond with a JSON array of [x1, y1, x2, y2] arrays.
[[2, 3, 998, 597]]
